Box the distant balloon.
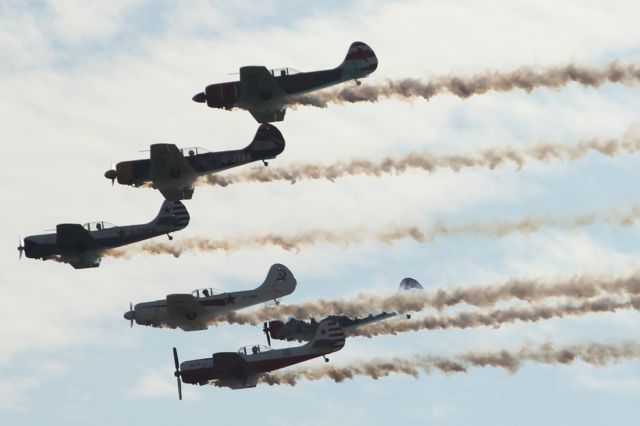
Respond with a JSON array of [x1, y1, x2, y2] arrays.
[[399, 277, 423, 290]]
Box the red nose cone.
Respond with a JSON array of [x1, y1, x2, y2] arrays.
[[192, 92, 206, 103]]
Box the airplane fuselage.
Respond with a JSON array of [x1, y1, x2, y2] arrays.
[[200, 67, 359, 112], [180, 323, 344, 388], [114, 141, 284, 187], [22, 201, 189, 268], [269, 312, 398, 342], [24, 224, 172, 260], [179, 350, 322, 386], [130, 287, 284, 329]]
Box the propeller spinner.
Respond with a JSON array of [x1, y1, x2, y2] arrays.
[[173, 347, 183, 400], [104, 165, 117, 186]]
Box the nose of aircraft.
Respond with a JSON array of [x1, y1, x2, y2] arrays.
[[104, 168, 117, 183], [124, 310, 135, 321], [192, 92, 206, 103]]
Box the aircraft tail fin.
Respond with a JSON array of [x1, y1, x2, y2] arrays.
[[257, 263, 297, 299], [399, 277, 424, 291], [338, 41, 378, 78], [245, 123, 285, 157], [308, 319, 345, 353], [152, 200, 190, 229]]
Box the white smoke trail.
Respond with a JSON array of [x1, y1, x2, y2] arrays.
[[106, 204, 640, 258], [201, 128, 640, 187], [260, 341, 640, 386], [212, 272, 640, 325], [348, 296, 640, 338], [288, 61, 640, 107]]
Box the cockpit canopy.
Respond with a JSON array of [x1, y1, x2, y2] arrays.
[[238, 345, 273, 356], [180, 147, 210, 157], [270, 67, 300, 77], [83, 221, 116, 231], [190, 288, 221, 298]]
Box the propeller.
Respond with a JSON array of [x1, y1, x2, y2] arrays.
[[17, 237, 24, 260], [262, 322, 271, 346], [104, 164, 117, 186], [173, 347, 183, 400], [123, 303, 135, 328]]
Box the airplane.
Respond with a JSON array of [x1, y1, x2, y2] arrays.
[[124, 263, 297, 331], [104, 123, 285, 201], [191, 41, 378, 123], [171, 318, 345, 397], [262, 277, 424, 344], [17, 200, 189, 269]]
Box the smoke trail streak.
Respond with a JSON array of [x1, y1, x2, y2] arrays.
[[206, 272, 640, 325], [106, 204, 640, 259], [259, 341, 640, 386], [287, 61, 640, 108], [201, 130, 640, 187], [348, 296, 640, 338]]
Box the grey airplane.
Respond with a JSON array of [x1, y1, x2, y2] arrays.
[[104, 123, 285, 201], [124, 264, 297, 331], [17, 200, 189, 269]]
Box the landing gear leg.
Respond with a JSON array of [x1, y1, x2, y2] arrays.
[[323, 356, 329, 363], [354, 79, 361, 86], [167, 233, 173, 241], [262, 160, 269, 167]]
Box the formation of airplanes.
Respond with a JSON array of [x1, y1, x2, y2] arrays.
[[21, 42, 400, 398]]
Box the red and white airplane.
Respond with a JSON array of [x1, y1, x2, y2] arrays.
[[172, 319, 345, 397], [192, 41, 378, 123], [124, 264, 296, 331]]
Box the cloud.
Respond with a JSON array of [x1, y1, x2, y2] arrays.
[[125, 368, 177, 400], [0, 358, 69, 411]]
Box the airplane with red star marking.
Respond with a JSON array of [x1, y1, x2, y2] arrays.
[[191, 41, 378, 123], [171, 319, 345, 397], [17, 200, 189, 269], [124, 264, 296, 331]]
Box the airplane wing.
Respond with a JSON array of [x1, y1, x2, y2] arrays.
[[338, 312, 397, 334], [211, 352, 258, 389], [248, 108, 286, 123], [149, 144, 195, 181], [166, 294, 208, 331], [239, 66, 285, 101], [239, 66, 287, 123], [157, 187, 195, 202], [56, 224, 97, 252]]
